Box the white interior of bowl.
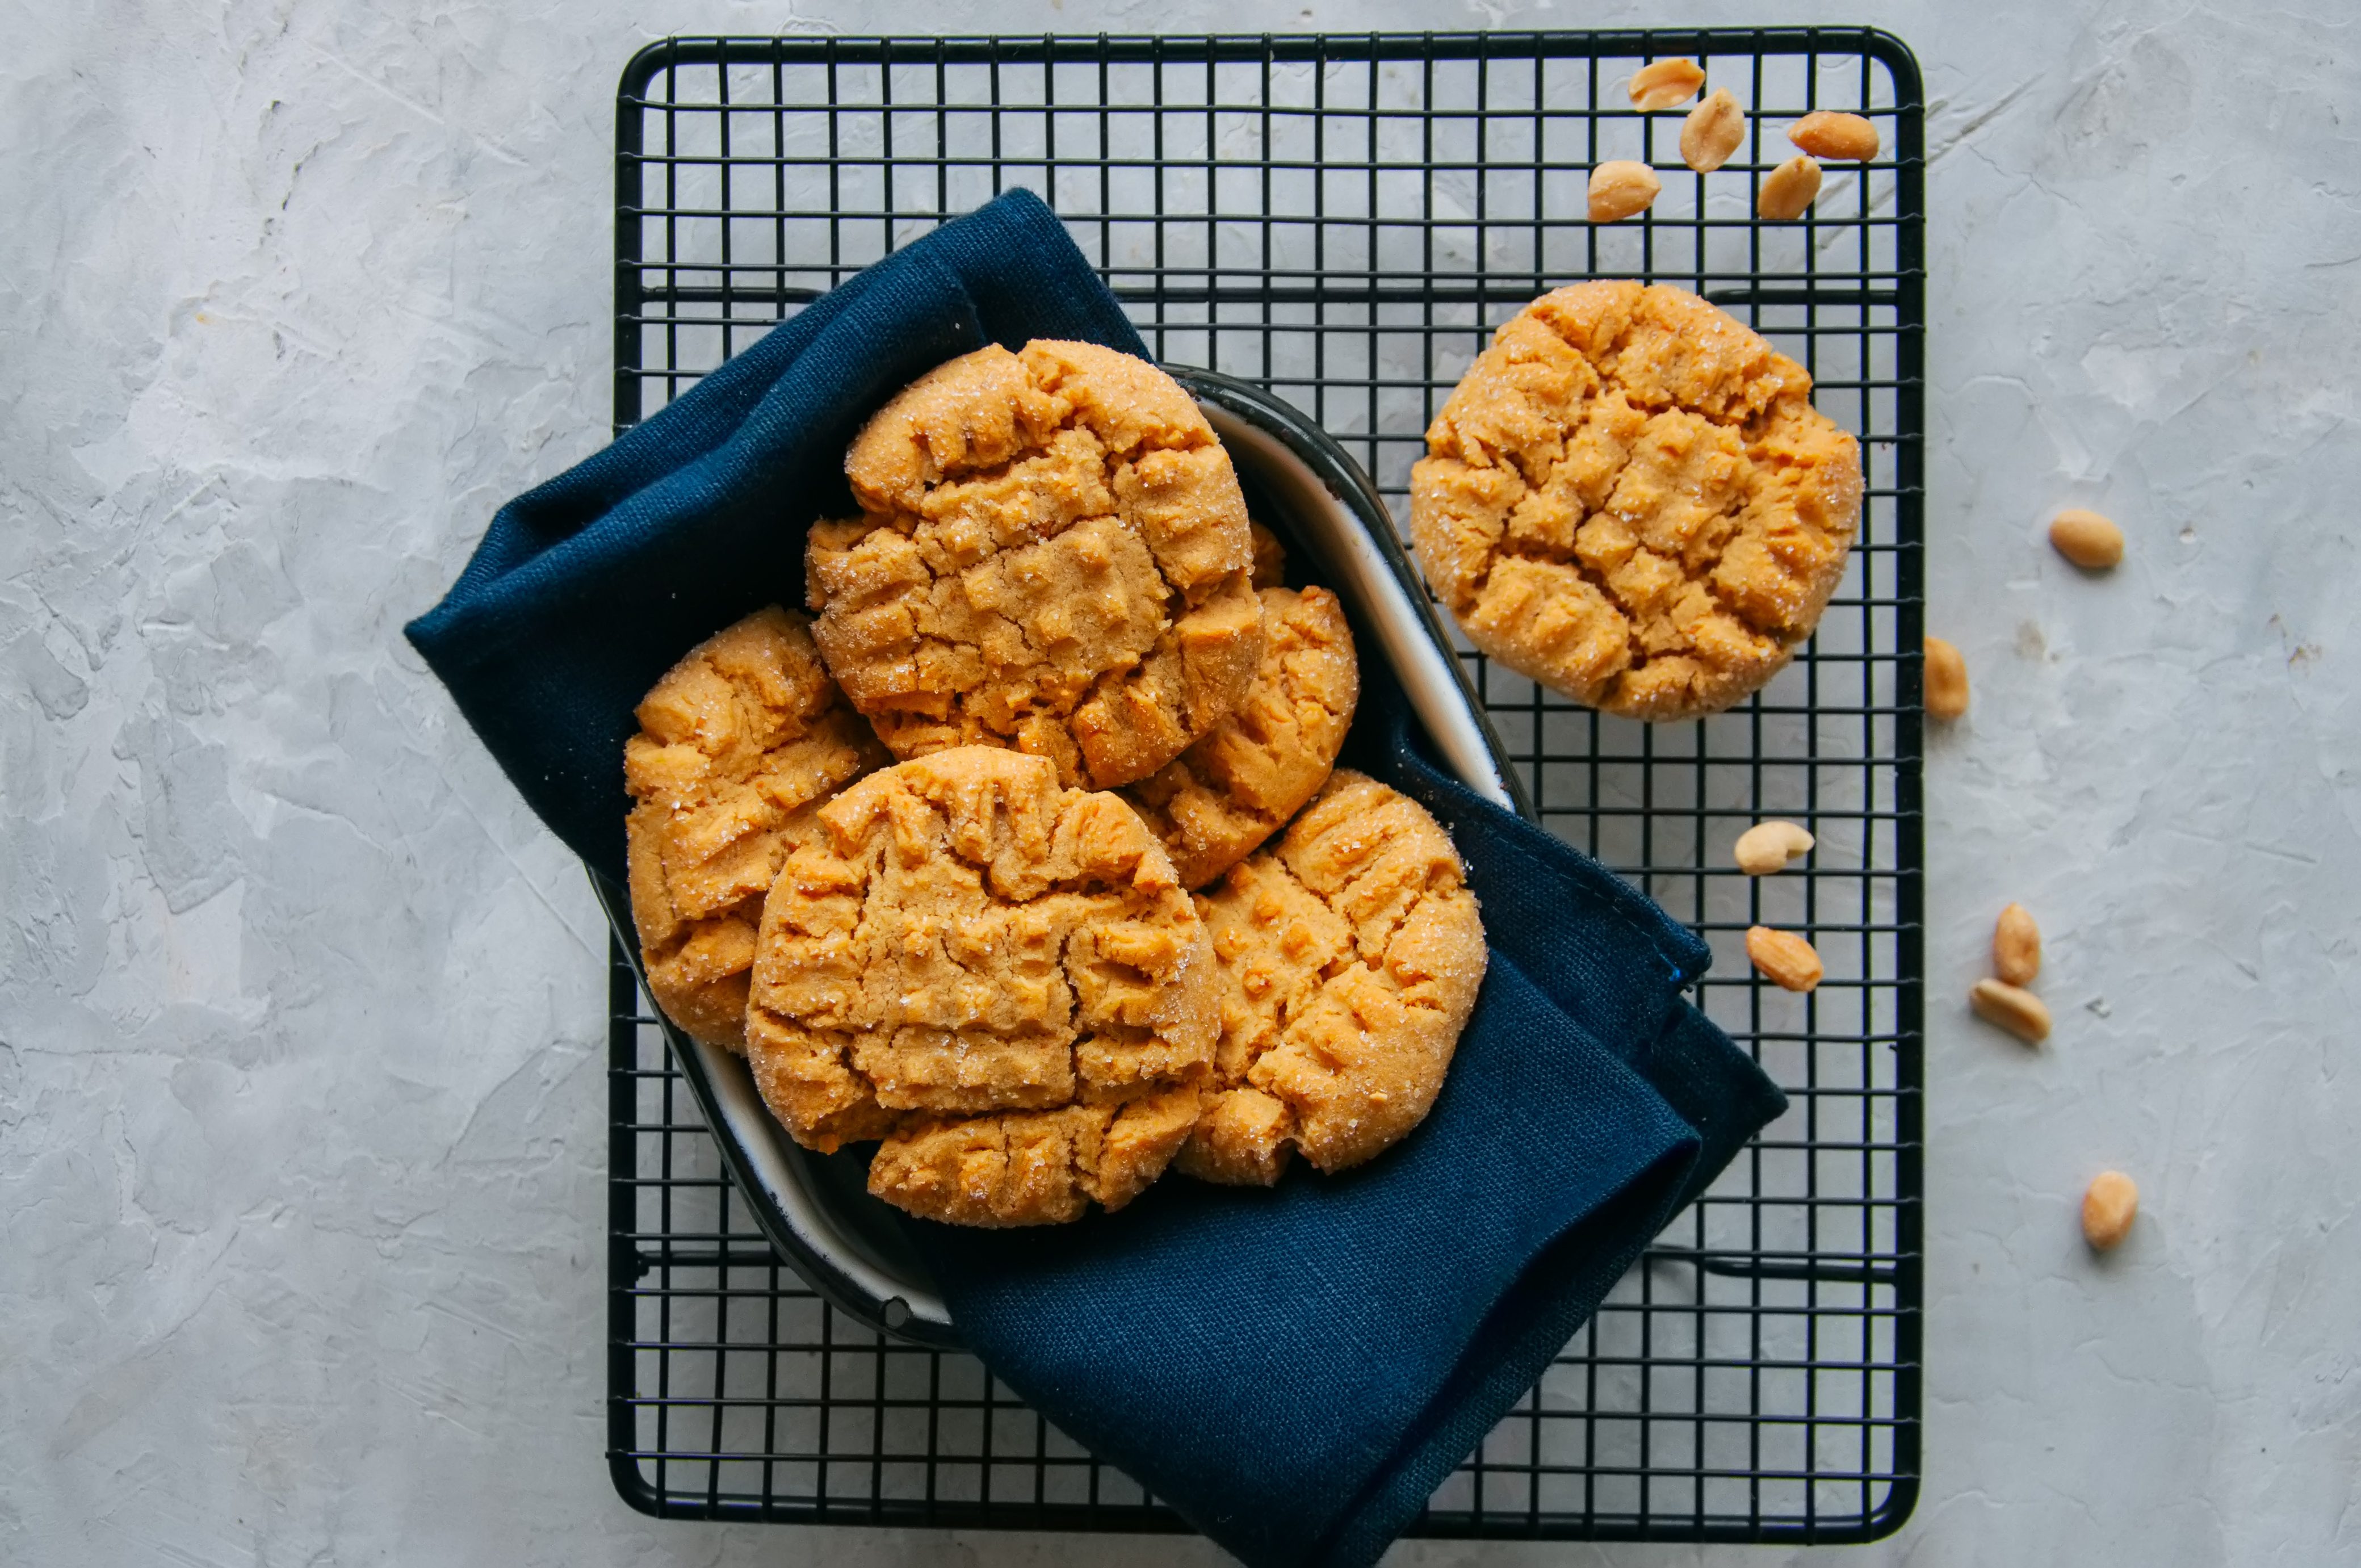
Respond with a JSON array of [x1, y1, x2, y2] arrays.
[[663, 396, 1511, 1340], [685, 1003, 951, 1329], [1197, 404, 1515, 814]]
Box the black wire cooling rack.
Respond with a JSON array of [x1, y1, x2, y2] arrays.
[[606, 29, 1923, 1544]]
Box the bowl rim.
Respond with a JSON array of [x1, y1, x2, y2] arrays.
[[594, 371, 1533, 1348]]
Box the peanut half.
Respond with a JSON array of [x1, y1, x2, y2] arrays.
[[1746, 926, 1824, 992], [1681, 89, 1747, 172], [1970, 978, 2051, 1044], [1789, 110, 1880, 161], [1993, 902, 2041, 986], [1924, 635, 1970, 720], [2082, 1171, 2138, 1251], [1758, 154, 1822, 220], [1629, 58, 1706, 111], [1734, 819, 1815, 876], [2050, 508, 2125, 569], [1589, 161, 1662, 223]]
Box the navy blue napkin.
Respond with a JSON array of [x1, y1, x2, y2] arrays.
[[404, 190, 1786, 1567], [906, 666, 1785, 1568], [404, 189, 1146, 883]]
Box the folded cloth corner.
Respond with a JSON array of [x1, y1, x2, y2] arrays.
[[401, 188, 1788, 1568], [403, 188, 1146, 884], [900, 666, 1786, 1568]]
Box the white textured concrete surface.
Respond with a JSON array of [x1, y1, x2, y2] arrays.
[[4, 1, 2357, 1563]]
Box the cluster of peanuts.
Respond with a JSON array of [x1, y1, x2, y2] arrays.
[[1587, 57, 1882, 225], [1935, 509, 2135, 1249], [1742, 509, 2141, 1255]]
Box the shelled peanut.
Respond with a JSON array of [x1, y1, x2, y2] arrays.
[[1758, 155, 1823, 220], [1789, 111, 1879, 161], [1924, 636, 1969, 720], [1993, 903, 2041, 986], [2082, 1171, 2138, 1251], [1734, 819, 1814, 876], [1681, 89, 1746, 172], [1628, 58, 1705, 111], [1746, 926, 1824, 993], [1971, 902, 2049, 1043], [1589, 161, 1662, 223], [1970, 978, 2050, 1045], [2050, 508, 2125, 569]]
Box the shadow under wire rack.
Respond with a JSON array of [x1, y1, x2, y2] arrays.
[[607, 29, 1924, 1545]]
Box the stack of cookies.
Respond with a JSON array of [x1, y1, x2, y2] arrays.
[[624, 339, 1487, 1226], [625, 293, 1861, 1228]]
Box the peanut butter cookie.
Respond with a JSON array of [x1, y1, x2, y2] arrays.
[[867, 1089, 1205, 1229], [807, 341, 1264, 789], [623, 606, 888, 1050], [744, 745, 1217, 1225], [1177, 772, 1487, 1186], [1411, 282, 1862, 720], [1248, 519, 1289, 590], [1122, 584, 1359, 889]]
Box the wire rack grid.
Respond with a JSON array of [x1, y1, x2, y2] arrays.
[[606, 29, 1924, 1545]]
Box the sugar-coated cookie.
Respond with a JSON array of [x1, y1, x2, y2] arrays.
[[744, 745, 1216, 1225], [1177, 771, 1486, 1185], [867, 1089, 1205, 1228], [1123, 583, 1358, 889], [807, 341, 1264, 789], [1411, 282, 1861, 720], [1247, 519, 1288, 590], [623, 606, 887, 1050]]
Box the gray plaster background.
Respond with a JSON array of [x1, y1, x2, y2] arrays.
[[4, 1, 2357, 1563]]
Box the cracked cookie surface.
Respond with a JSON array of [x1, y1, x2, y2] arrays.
[[807, 341, 1264, 790], [744, 745, 1217, 1226], [1123, 582, 1359, 889], [867, 1089, 1205, 1228], [1411, 282, 1863, 720], [624, 606, 889, 1050], [1176, 771, 1487, 1187]]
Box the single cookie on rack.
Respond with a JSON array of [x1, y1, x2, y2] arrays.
[[1122, 581, 1359, 889], [807, 341, 1265, 790], [1410, 281, 1862, 720], [1176, 771, 1487, 1187], [744, 745, 1217, 1225], [623, 606, 889, 1051]]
